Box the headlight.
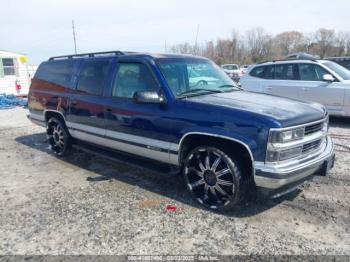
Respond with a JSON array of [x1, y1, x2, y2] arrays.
[[266, 127, 305, 163], [323, 117, 329, 133], [268, 128, 304, 143], [266, 146, 303, 162]]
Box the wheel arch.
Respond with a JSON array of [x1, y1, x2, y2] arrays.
[[44, 109, 67, 124], [178, 132, 255, 179]]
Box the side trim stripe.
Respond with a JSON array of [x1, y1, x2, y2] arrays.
[[66, 121, 179, 155]]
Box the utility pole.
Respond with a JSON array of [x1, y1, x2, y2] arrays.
[[194, 24, 200, 55], [72, 20, 77, 54]]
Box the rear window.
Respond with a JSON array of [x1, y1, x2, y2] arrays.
[[35, 60, 76, 87]]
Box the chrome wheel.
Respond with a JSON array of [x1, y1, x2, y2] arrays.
[[184, 147, 237, 209], [47, 117, 71, 156]]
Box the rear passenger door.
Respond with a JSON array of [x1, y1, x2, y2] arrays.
[[67, 58, 113, 139], [103, 60, 173, 163], [263, 64, 300, 100]]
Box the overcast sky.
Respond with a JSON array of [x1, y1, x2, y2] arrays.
[[1, 0, 349, 64]]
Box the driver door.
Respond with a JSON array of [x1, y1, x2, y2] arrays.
[[103, 60, 173, 163]]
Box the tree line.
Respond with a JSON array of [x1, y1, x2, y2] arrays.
[[170, 28, 350, 65]]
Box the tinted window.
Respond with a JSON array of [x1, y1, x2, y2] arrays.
[[35, 60, 75, 87], [275, 64, 298, 80], [263, 65, 275, 79], [299, 64, 329, 81], [76, 60, 111, 95], [250, 66, 265, 78], [112, 63, 158, 98]]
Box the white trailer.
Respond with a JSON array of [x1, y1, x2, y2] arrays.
[[0, 50, 31, 96]]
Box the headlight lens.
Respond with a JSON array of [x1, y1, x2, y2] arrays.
[[268, 128, 304, 143], [266, 146, 303, 162]]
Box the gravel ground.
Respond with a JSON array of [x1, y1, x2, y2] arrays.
[[0, 107, 349, 255]]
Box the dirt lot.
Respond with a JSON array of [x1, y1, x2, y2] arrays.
[[0, 107, 349, 255]]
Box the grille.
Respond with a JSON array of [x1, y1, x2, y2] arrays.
[[302, 139, 322, 154], [304, 122, 323, 136]]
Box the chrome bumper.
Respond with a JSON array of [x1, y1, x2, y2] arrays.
[[254, 136, 334, 189]]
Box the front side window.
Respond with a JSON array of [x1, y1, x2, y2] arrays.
[[2, 58, 15, 76], [77, 59, 111, 95], [112, 63, 158, 98], [158, 58, 238, 98], [275, 64, 298, 80], [299, 64, 329, 81], [250, 66, 265, 78]]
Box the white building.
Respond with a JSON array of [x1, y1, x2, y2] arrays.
[[0, 50, 32, 96]]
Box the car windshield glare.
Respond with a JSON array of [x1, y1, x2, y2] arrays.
[[323, 61, 350, 80], [157, 58, 238, 98]]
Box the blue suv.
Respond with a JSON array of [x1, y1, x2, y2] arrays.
[[27, 51, 335, 211]]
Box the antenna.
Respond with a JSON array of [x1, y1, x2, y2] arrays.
[[72, 20, 77, 54], [164, 40, 167, 53]]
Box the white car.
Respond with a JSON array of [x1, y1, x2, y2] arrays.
[[221, 64, 242, 81], [240, 59, 350, 117], [240, 65, 251, 75]]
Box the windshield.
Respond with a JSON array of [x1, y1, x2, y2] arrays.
[[322, 61, 350, 80], [157, 58, 239, 98], [222, 64, 239, 70]]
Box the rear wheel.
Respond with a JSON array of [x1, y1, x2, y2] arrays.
[[46, 117, 72, 156], [183, 146, 244, 211]]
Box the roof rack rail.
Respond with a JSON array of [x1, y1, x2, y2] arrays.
[[49, 50, 124, 60], [256, 57, 318, 65]]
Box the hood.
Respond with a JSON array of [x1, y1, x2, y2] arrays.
[[187, 91, 326, 127]]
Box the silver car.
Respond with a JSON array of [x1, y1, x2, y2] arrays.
[[240, 59, 350, 117]]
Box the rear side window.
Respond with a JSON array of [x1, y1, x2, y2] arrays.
[[299, 64, 328, 81], [250, 66, 265, 78], [275, 64, 298, 80], [112, 63, 158, 98], [35, 60, 75, 87], [76, 59, 111, 96]]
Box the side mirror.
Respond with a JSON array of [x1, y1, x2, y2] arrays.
[[322, 74, 335, 82], [133, 91, 165, 104]]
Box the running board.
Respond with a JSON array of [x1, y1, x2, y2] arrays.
[[73, 141, 180, 177]]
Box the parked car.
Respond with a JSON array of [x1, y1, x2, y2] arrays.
[[28, 51, 334, 211], [326, 56, 350, 70], [240, 59, 350, 117], [240, 65, 251, 75], [221, 64, 241, 82]]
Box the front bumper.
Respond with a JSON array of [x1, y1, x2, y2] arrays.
[[254, 136, 335, 196]]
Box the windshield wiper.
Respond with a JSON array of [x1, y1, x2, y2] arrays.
[[217, 84, 244, 90], [178, 88, 224, 98]]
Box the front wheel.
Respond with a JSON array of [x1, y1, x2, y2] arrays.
[[183, 146, 244, 211], [46, 117, 72, 156]]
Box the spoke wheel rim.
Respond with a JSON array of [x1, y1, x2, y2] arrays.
[[48, 121, 65, 154], [184, 148, 235, 209]]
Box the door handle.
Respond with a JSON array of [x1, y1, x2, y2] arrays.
[[106, 107, 112, 112], [266, 86, 272, 90], [71, 100, 78, 106], [302, 87, 309, 91]]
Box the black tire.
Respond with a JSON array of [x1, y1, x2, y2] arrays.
[[46, 117, 72, 156], [183, 146, 244, 211]]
